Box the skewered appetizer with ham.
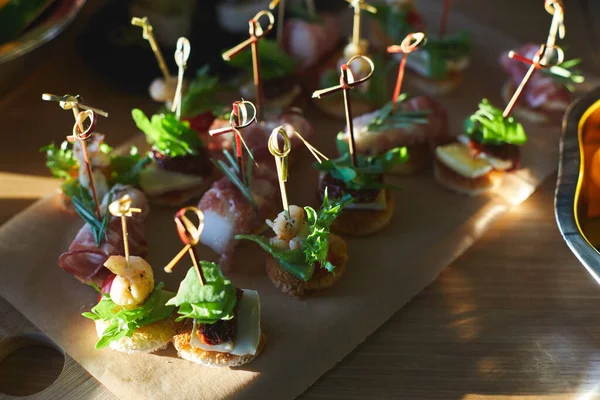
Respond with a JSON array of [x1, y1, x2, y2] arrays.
[[434, 99, 527, 195], [405, 32, 471, 95], [336, 94, 449, 175], [500, 43, 583, 124], [42, 134, 149, 213], [132, 109, 218, 205], [369, 0, 426, 50], [58, 185, 149, 285], [198, 154, 279, 269], [82, 255, 176, 353], [168, 263, 265, 367], [237, 192, 351, 297]]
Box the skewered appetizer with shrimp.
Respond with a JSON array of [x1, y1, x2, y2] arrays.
[[434, 99, 526, 195], [237, 191, 351, 297], [82, 255, 176, 353]]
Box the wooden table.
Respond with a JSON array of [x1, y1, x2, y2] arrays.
[[2, 1, 600, 399]]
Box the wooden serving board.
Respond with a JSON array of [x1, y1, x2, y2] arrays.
[[0, 2, 590, 399]]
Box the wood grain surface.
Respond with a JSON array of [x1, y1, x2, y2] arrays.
[[2, 0, 600, 399]]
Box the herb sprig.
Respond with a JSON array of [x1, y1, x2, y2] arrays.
[[211, 139, 256, 208], [545, 58, 585, 92], [72, 188, 112, 246], [365, 93, 430, 132], [424, 31, 471, 79]]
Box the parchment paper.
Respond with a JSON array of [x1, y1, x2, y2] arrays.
[[0, 4, 586, 400]]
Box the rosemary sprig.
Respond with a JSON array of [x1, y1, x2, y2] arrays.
[[211, 147, 256, 208], [365, 93, 430, 132], [72, 188, 112, 246]]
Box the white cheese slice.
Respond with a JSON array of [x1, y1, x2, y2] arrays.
[[435, 143, 492, 178], [345, 189, 387, 210], [199, 209, 235, 255], [456, 135, 513, 171], [139, 163, 204, 196], [189, 289, 261, 356]]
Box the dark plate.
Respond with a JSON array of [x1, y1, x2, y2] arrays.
[[555, 86, 600, 283]]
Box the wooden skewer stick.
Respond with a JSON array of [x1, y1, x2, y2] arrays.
[[387, 32, 426, 110], [131, 16, 171, 81], [269, 0, 286, 44], [171, 37, 191, 119], [108, 195, 142, 268], [41, 94, 109, 118], [209, 100, 258, 184], [222, 10, 275, 122], [312, 55, 375, 168], [164, 207, 206, 285], [68, 110, 102, 219], [268, 127, 291, 216], [543, 0, 565, 64], [273, 123, 328, 164], [439, 0, 452, 38], [503, 44, 564, 118], [345, 0, 377, 48]]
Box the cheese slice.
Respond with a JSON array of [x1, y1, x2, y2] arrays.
[[189, 289, 261, 356], [139, 163, 204, 196], [456, 135, 513, 171], [435, 143, 492, 178], [345, 189, 387, 210]]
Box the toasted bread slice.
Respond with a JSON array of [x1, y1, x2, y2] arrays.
[[172, 322, 266, 368], [408, 70, 463, 96], [330, 190, 394, 236], [265, 233, 348, 297], [95, 317, 176, 354], [388, 143, 430, 175], [433, 159, 500, 196], [313, 95, 374, 120]]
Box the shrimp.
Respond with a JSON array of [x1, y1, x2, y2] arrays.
[[267, 206, 310, 250], [103, 255, 154, 308]]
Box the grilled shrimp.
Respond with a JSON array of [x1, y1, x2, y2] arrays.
[[267, 206, 309, 250], [103, 255, 154, 308]]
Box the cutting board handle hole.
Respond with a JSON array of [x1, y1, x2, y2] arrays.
[[0, 333, 65, 397]]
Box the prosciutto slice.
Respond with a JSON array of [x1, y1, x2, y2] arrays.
[[500, 43, 572, 121], [198, 165, 279, 270], [283, 14, 343, 69], [340, 95, 449, 156], [58, 185, 149, 285]]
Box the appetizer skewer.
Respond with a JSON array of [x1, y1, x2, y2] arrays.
[[166, 207, 265, 367], [237, 127, 350, 297], [82, 194, 176, 353], [313, 55, 400, 235]]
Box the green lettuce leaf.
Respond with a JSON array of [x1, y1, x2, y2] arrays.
[[180, 65, 226, 118], [166, 263, 237, 323], [226, 39, 297, 81], [82, 282, 175, 349], [132, 109, 203, 158], [464, 99, 527, 146]]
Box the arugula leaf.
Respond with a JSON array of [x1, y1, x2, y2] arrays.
[[41, 141, 78, 181], [226, 39, 297, 81], [166, 263, 237, 323], [314, 151, 403, 192], [371, 3, 418, 43], [82, 282, 175, 349], [180, 65, 226, 118], [302, 190, 352, 272], [132, 109, 203, 158], [423, 31, 471, 79], [109, 146, 151, 187], [235, 234, 314, 281], [336, 136, 409, 175], [464, 99, 527, 146]]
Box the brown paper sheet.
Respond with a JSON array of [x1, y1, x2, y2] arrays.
[[0, 4, 589, 400]]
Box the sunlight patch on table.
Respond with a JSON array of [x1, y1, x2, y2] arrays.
[[0, 172, 58, 199]]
